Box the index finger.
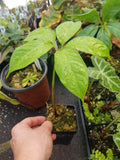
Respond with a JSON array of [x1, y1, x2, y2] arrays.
[[20, 116, 46, 128]]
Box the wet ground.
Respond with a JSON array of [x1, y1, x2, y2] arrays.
[[0, 69, 88, 160]]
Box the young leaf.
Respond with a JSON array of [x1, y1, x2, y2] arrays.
[[113, 133, 120, 150], [88, 56, 120, 92], [102, 0, 120, 22], [25, 27, 56, 44], [106, 21, 120, 39], [97, 27, 111, 50], [66, 36, 110, 57], [8, 40, 53, 76], [78, 24, 98, 37], [56, 21, 81, 46], [70, 9, 101, 23], [55, 47, 88, 102]]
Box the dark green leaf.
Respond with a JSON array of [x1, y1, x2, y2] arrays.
[[88, 56, 120, 92], [78, 25, 98, 37], [55, 47, 88, 102], [66, 36, 110, 57], [97, 27, 111, 49], [56, 21, 81, 46], [70, 9, 101, 23], [102, 0, 120, 21], [106, 21, 120, 39]]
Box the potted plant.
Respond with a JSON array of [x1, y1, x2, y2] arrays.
[[1, 20, 109, 127]]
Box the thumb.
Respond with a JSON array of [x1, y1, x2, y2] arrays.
[[40, 121, 53, 133]]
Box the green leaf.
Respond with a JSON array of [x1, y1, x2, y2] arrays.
[[8, 40, 53, 76], [88, 56, 120, 92], [0, 80, 2, 89], [52, 0, 67, 9], [97, 27, 111, 49], [25, 27, 56, 44], [66, 36, 110, 57], [78, 24, 98, 37], [106, 21, 120, 39], [70, 9, 101, 23], [62, 5, 80, 22], [0, 91, 20, 105], [113, 133, 120, 150], [39, 6, 62, 28], [116, 93, 120, 101], [102, 0, 120, 21], [55, 47, 88, 102], [56, 21, 81, 46]]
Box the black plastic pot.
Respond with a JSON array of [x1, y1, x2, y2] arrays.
[[1, 58, 50, 109], [50, 104, 79, 145]]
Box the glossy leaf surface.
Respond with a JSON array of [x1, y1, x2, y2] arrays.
[[8, 40, 53, 76], [88, 56, 120, 92], [56, 21, 81, 46], [66, 36, 110, 57], [25, 27, 56, 44], [55, 47, 88, 102]]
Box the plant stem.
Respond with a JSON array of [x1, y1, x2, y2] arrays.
[[51, 40, 58, 116], [52, 65, 57, 116], [93, 88, 105, 102], [87, 79, 94, 98], [102, 114, 120, 137]]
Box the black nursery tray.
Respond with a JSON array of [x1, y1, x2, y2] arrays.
[[0, 74, 88, 160]]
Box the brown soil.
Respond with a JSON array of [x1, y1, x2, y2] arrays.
[[46, 104, 77, 132]]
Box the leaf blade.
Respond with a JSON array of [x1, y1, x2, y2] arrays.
[[56, 21, 81, 46], [66, 36, 110, 57], [88, 56, 120, 92], [55, 47, 88, 101]]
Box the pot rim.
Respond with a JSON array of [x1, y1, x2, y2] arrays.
[[0, 58, 48, 92]]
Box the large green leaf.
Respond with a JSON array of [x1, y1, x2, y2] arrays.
[[102, 0, 120, 22], [8, 40, 53, 76], [88, 56, 120, 92], [56, 21, 81, 46], [97, 27, 111, 50], [106, 21, 120, 39], [55, 47, 88, 102], [66, 36, 110, 57], [70, 9, 101, 23], [25, 27, 56, 44], [113, 133, 120, 150], [78, 24, 98, 37]]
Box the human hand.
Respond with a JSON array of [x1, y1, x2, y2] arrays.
[[10, 116, 56, 160]]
